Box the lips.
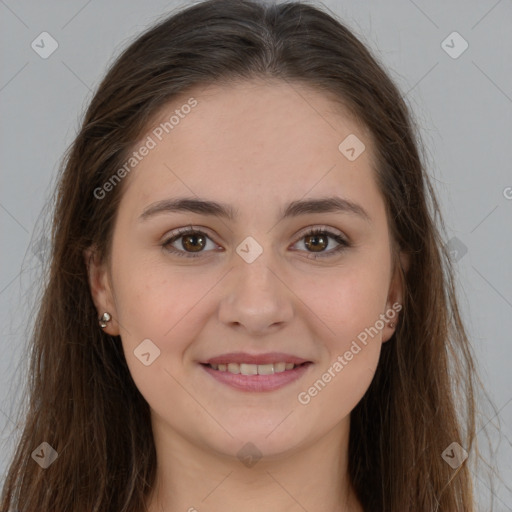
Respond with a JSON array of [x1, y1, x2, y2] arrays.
[[199, 352, 313, 392]]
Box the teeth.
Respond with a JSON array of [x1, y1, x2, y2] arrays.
[[240, 363, 258, 375], [227, 363, 240, 374], [274, 362, 286, 372], [257, 363, 275, 375], [208, 362, 301, 375]]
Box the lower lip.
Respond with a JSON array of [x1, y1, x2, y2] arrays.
[[200, 363, 312, 392]]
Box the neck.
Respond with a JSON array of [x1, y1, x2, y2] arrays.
[[145, 414, 364, 512]]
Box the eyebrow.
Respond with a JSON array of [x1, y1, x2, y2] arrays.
[[139, 196, 372, 224]]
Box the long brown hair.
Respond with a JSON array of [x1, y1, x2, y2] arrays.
[[1, 1, 488, 510]]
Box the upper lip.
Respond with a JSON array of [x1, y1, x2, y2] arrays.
[[202, 352, 311, 365]]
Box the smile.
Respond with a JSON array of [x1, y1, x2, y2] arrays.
[[207, 362, 300, 375], [200, 361, 312, 392]]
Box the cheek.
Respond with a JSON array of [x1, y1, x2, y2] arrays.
[[296, 346, 379, 429], [109, 247, 195, 387], [112, 266, 195, 413], [111, 240, 192, 338], [295, 268, 387, 418], [292, 259, 389, 400], [295, 259, 390, 337]]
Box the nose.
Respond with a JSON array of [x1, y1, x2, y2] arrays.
[[218, 255, 294, 336]]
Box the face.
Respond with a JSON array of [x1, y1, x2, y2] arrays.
[[87, 79, 407, 460]]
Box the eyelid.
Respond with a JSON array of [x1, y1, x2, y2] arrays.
[[161, 225, 222, 256], [162, 224, 346, 243], [292, 224, 346, 242]]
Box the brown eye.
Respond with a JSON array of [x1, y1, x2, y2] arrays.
[[292, 227, 350, 259], [181, 233, 207, 252], [162, 226, 349, 260], [303, 232, 328, 252], [162, 228, 218, 258]]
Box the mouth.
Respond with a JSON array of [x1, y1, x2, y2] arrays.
[[199, 359, 313, 392], [202, 361, 309, 375]]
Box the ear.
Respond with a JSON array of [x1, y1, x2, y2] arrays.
[[382, 250, 409, 343], [83, 246, 120, 336]]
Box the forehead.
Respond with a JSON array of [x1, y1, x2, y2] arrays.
[[144, 78, 371, 163], [119, 79, 382, 223]]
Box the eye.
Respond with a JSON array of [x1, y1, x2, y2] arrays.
[[162, 225, 350, 260], [162, 227, 219, 258], [290, 227, 350, 259]]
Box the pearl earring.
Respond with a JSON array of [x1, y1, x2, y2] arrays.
[[99, 312, 111, 328]]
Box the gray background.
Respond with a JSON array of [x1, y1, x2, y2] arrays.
[[1, 0, 511, 509]]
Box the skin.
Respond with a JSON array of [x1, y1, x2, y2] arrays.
[[86, 79, 409, 512]]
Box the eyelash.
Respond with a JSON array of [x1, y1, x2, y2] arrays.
[[161, 226, 350, 260]]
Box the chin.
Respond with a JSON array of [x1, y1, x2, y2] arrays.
[[205, 423, 309, 462]]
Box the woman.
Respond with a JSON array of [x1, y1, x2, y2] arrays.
[[1, 0, 484, 510]]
